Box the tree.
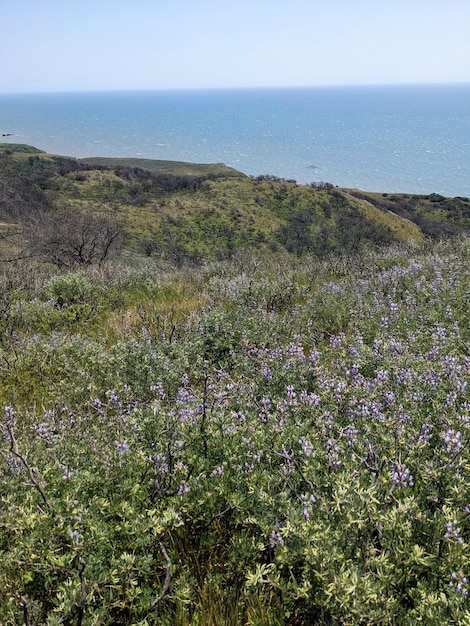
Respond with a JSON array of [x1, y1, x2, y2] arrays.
[[24, 208, 124, 269]]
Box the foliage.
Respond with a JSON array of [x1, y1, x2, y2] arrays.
[[1, 237, 470, 623], [0, 146, 434, 265]]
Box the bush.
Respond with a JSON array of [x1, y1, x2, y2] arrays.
[[1, 240, 470, 623]]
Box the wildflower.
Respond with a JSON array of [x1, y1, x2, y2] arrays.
[[391, 465, 414, 488], [443, 429, 463, 455], [444, 520, 464, 544], [330, 333, 346, 349], [325, 438, 341, 467], [154, 453, 169, 473], [269, 528, 284, 548], [300, 493, 317, 520], [344, 424, 359, 447], [448, 571, 469, 595], [177, 482, 190, 496], [416, 422, 433, 445], [3, 405, 16, 431], [286, 385, 297, 406], [299, 437, 313, 458], [150, 382, 166, 399], [67, 528, 82, 546], [116, 440, 130, 455], [108, 389, 121, 408]]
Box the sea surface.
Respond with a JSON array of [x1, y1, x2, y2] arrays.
[[1, 84, 469, 196]]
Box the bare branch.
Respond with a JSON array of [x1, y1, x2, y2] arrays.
[[147, 541, 172, 613]]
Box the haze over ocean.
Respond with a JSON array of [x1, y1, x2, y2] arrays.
[[1, 84, 469, 196]]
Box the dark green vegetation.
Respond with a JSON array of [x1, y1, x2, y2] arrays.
[[348, 189, 470, 239], [1, 145, 470, 624]]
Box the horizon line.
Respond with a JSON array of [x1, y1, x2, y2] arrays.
[[1, 81, 470, 96]]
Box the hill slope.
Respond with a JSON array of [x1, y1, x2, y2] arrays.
[[3, 144, 469, 265]]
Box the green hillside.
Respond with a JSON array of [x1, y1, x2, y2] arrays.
[[0, 144, 436, 267]]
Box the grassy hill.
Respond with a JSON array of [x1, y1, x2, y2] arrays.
[[0, 144, 438, 266]]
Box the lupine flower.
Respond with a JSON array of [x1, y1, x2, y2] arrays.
[[299, 437, 313, 458], [116, 440, 130, 455], [155, 453, 169, 473], [391, 465, 414, 488], [150, 382, 166, 399], [31, 422, 59, 445], [330, 333, 346, 349], [3, 405, 16, 431], [443, 429, 463, 455], [344, 424, 359, 447], [286, 385, 297, 406], [325, 438, 341, 467], [67, 528, 82, 546], [177, 482, 190, 496], [299, 391, 320, 408], [444, 520, 464, 544], [300, 493, 317, 520], [415, 422, 433, 445], [448, 571, 469, 595], [269, 528, 284, 548]]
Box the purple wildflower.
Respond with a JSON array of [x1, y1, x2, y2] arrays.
[[444, 520, 464, 544], [391, 465, 414, 488]]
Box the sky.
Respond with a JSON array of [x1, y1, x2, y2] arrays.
[[1, 0, 470, 93]]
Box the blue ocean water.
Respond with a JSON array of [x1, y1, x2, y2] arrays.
[[0, 85, 469, 196]]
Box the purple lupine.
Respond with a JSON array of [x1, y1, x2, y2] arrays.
[[444, 520, 464, 544], [116, 440, 130, 455], [177, 482, 190, 496], [67, 528, 82, 547], [150, 382, 166, 399], [415, 422, 433, 445], [443, 429, 463, 455], [344, 424, 359, 447], [300, 493, 317, 520], [299, 391, 320, 408], [448, 571, 469, 596], [299, 437, 313, 458], [391, 465, 414, 488], [325, 438, 341, 468], [3, 405, 16, 432], [108, 389, 123, 409], [31, 422, 59, 445], [286, 385, 298, 406], [269, 528, 284, 548], [330, 333, 346, 349]]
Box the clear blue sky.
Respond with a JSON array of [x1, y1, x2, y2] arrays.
[[1, 0, 470, 93]]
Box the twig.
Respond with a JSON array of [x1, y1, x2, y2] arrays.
[[3, 427, 55, 514], [197, 494, 253, 531], [147, 541, 172, 613], [77, 556, 87, 626], [20, 595, 30, 626]]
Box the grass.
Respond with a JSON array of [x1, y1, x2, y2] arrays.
[[0, 143, 45, 154], [79, 156, 244, 178]]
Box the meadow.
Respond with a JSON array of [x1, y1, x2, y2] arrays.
[[1, 236, 470, 624]]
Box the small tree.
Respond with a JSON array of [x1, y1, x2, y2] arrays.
[[25, 208, 124, 269]]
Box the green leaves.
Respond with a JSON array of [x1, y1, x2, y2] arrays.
[[1, 238, 470, 622]]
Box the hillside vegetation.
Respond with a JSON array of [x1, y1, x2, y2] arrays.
[[0, 144, 447, 265], [1, 144, 470, 625]]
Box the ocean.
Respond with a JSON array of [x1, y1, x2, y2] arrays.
[[1, 84, 469, 196]]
